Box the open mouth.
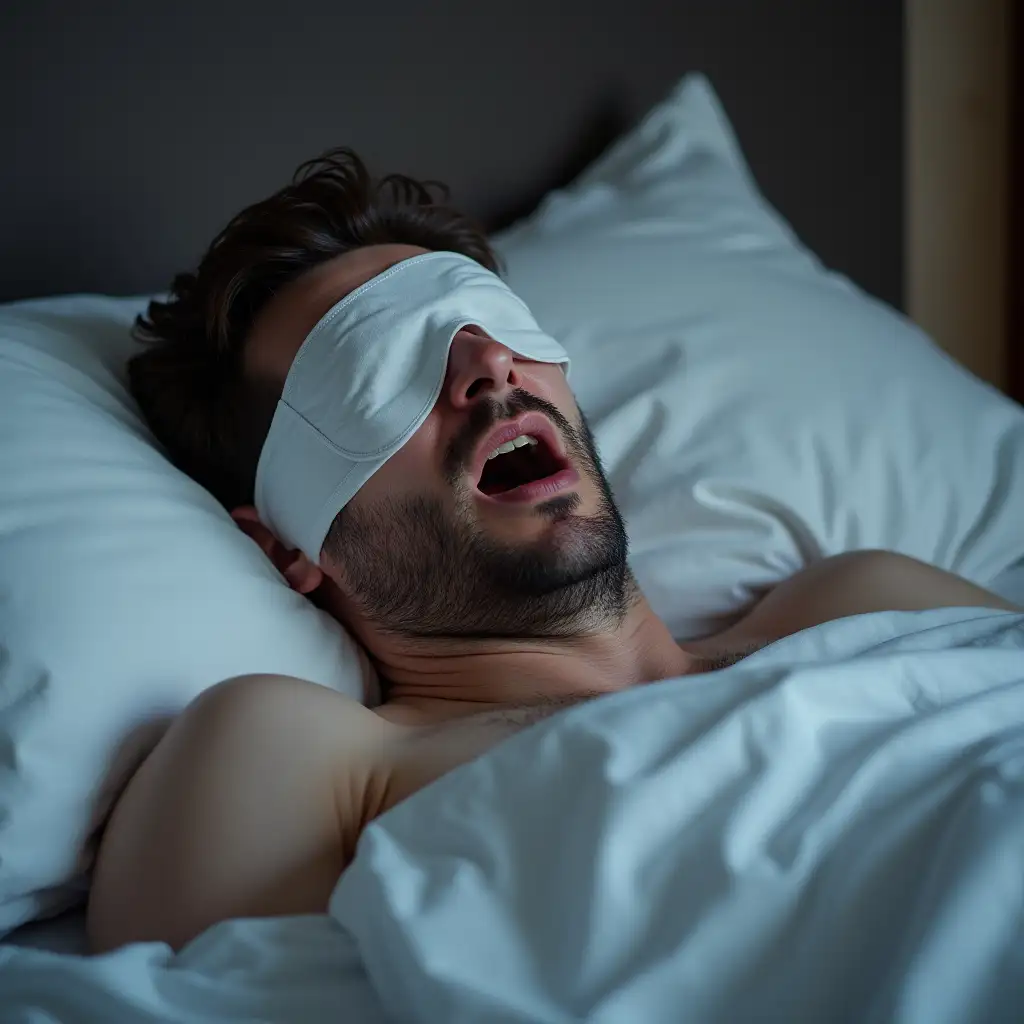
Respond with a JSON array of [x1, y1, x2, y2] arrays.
[[476, 433, 567, 496]]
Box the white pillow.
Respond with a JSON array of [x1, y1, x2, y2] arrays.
[[0, 296, 376, 933], [494, 74, 1024, 639]]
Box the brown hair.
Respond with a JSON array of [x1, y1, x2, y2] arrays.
[[128, 148, 499, 512]]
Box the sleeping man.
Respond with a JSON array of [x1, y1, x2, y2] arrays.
[[87, 149, 1021, 953]]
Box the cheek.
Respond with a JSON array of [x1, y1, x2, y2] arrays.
[[527, 366, 579, 418]]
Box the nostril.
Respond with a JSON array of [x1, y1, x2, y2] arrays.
[[465, 379, 485, 399]]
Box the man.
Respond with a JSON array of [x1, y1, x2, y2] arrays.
[[87, 149, 1020, 954]]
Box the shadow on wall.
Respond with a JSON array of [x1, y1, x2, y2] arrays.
[[486, 97, 632, 234]]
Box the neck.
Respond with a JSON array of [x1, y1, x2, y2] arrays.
[[360, 585, 695, 722]]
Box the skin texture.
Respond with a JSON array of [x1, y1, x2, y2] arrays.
[[87, 245, 1022, 954]]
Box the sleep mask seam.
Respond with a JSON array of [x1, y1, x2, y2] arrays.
[[277, 398, 407, 463], [312, 460, 363, 551], [286, 316, 464, 462]]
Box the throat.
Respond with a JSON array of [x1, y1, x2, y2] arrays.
[[378, 685, 612, 734], [370, 591, 676, 716], [380, 690, 603, 733]]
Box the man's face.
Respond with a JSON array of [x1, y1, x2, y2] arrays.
[[246, 244, 629, 640]]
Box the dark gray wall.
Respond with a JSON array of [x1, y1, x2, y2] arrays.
[[0, 1, 903, 306]]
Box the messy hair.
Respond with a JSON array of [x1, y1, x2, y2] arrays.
[[128, 148, 498, 513]]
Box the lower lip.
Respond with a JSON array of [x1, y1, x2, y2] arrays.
[[478, 467, 580, 505]]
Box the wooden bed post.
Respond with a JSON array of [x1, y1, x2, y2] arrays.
[[1011, 0, 1022, 405], [905, 0, 1013, 396]]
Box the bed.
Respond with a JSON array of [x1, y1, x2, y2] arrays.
[[1, 4, 1023, 1021]]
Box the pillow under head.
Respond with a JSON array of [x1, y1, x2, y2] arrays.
[[0, 296, 375, 932]]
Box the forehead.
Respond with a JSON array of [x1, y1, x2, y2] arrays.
[[245, 242, 431, 385]]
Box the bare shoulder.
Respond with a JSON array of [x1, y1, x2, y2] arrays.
[[689, 550, 1020, 656], [158, 672, 401, 809], [88, 673, 398, 953], [182, 672, 394, 745], [784, 550, 1022, 616]]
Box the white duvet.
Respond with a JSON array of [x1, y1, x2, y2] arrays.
[[2, 606, 1023, 1023]]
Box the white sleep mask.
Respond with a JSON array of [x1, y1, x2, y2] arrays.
[[254, 251, 571, 562]]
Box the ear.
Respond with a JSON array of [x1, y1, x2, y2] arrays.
[[230, 505, 324, 595]]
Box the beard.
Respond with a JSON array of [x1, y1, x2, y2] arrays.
[[323, 390, 632, 640]]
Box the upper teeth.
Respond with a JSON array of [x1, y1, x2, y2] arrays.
[[486, 434, 539, 460]]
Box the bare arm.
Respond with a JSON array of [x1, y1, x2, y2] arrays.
[[87, 674, 397, 953], [699, 549, 1021, 652]]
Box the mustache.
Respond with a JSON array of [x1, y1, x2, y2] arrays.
[[442, 389, 576, 484]]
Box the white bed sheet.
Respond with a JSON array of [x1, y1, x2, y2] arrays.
[[989, 556, 1024, 606], [2, 908, 89, 956], [330, 606, 1024, 1023], [1, 606, 1022, 1023], [0, 917, 388, 1022]]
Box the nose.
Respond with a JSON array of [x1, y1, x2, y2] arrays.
[[444, 326, 521, 409]]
